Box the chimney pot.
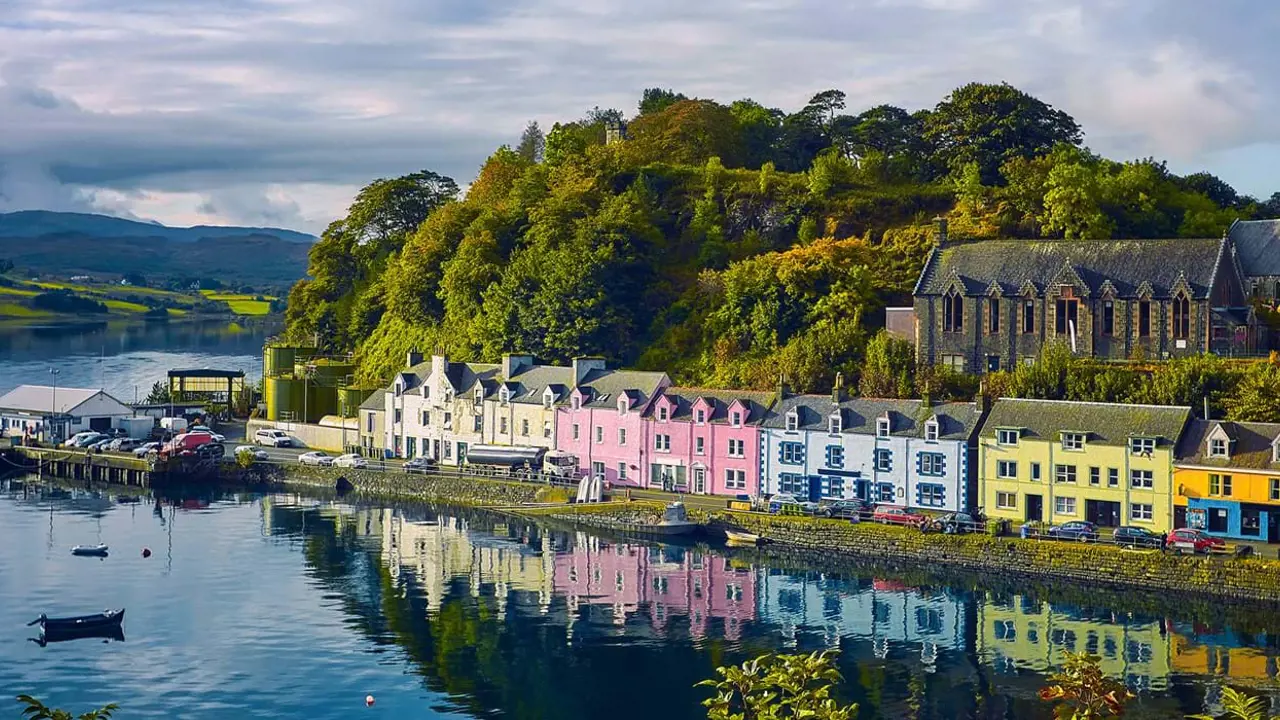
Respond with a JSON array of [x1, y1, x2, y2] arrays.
[[934, 216, 949, 246]]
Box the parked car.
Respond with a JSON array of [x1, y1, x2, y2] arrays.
[[188, 427, 226, 443], [64, 432, 107, 448], [821, 499, 871, 520], [254, 429, 293, 448], [931, 511, 982, 534], [106, 438, 141, 452], [403, 457, 436, 474], [133, 441, 162, 457], [1047, 521, 1099, 542], [1166, 528, 1227, 554], [234, 445, 270, 462], [163, 432, 221, 458], [872, 505, 927, 526], [86, 438, 114, 452], [1113, 526, 1165, 548], [298, 451, 332, 467], [333, 453, 369, 469]]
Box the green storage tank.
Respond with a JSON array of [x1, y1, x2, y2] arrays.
[[263, 346, 296, 378], [338, 387, 374, 418], [264, 376, 305, 422]]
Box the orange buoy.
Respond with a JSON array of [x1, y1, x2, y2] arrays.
[[142, 547, 152, 558], [365, 695, 375, 707]]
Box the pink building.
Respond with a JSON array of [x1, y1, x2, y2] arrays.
[[554, 358, 669, 488], [645, 388, 774, 496]]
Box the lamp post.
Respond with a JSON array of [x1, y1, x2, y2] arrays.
[[48, 368, 60, 444]]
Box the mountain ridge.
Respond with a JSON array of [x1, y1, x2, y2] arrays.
[[0, 210, 316, 244]]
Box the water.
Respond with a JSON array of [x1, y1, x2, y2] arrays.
[[2, 483, 1278, 719], [0, 319, 279, 401]]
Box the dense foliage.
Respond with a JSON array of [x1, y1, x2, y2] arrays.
[[283, 84, 1278, 388], [698, 650, 858, 720], [30, 290, 108, 314]]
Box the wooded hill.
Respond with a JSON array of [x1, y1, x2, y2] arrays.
[[282, 83, 1280, 390]]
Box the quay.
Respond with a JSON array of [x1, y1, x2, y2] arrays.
[[3, 444, 179, 487]]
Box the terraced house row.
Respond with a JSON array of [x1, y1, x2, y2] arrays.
[[361, 352, 1280, 542]]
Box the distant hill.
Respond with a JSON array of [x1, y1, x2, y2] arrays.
[[0, 210, 316, 244], [0, 211, 316, 288]]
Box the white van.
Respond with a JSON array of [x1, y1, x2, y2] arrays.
[[254, 429, 293, 447]]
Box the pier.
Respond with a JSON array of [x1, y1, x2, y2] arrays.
[[3, 445, 159, 487]]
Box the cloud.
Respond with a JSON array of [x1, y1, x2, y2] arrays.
[[0, 0, 1277, 232]]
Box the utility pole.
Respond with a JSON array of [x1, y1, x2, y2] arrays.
[[48, 368, 60, 444]]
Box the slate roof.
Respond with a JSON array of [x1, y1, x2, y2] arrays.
[[499, 365, 575, 404], [1175, 418, 1280, 470], [915, 238, 1223, 299], [358, 390, 386, 412], [652, 387, 776, 424], [1228, 219, 1280, 277], [0, 385, 123, 415], [983, 398, 1190, 448], [575, 369, 668, 408], [762, 395, 984, 441]]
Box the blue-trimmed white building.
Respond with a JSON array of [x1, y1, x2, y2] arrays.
[[760, 392, 986, 512]]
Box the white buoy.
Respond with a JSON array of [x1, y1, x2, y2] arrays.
[[365, 695, 375, 707]]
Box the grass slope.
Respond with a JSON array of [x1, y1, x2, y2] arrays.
[[0, 277, 278, 320]]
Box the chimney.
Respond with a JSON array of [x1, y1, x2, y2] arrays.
[[777, 374, 789, 402], [978, 379, 991, 414], [431, 354, 449, 381], [1204, 395, 1211, 421], [572, 357, 607, 387], [502, 353, 534, 380], [934, 216, 949, 246], [921, 380, 932, 409], [406, 349, 424, 368], [832, 372, 843, 405]]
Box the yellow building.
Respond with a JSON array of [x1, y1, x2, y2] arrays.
[[980, 399, 1190, 533], [1174, 419, 1280, 542], [976, 593, 1173, 691]]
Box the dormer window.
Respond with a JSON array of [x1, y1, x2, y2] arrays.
[[1272, 438, 1280, 464], [443, 388, 453, 403], [876, 417, 890, 438], [571, 396, 581, 411], [474, 387, 484, 404], [499, 387, 511, 405], [1062, 433, 1085, 451], [997, 429, 1019, 446], [394, 381, 402, 398], [785, 411, 799, 432], [925, 420, 939, 442], [617, 397, 628, 416], [695, 409, 706, 424], [730, 411, 742, 427], [658, 406, 669, 422], [828, 413, 842, 434], [1209, 437, 1229, 459], [1129, 437, 1155, 455], [542, 388, 554, 409]]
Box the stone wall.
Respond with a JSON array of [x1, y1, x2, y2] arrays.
[[224, 463, 542, 507]]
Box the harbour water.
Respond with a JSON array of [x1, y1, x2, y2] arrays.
[[2, 481, 1278, 719]]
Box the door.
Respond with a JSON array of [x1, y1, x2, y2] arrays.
[[808, 476, 822, 503], [1086, 500, 1121, 528], [1268, 512, 1280, 544], [89, 417, 112, 432], [693, 468, 706, 494], [1026, 494, 1043, 523]]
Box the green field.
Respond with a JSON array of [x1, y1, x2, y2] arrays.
[[0, 278, 281, 319], [0, 302, 52, 318], [200, 291, 276, 316]]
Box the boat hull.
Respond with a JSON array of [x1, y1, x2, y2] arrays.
[[35, 609, 125, 633], [620, 522, 699, 537], [71, 545, 109, 557]]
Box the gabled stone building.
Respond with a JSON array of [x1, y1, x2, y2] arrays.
[[913, 224, 1258, 372]]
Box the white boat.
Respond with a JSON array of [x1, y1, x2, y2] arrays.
[[724, 530, 762, 545], [71, 544, 108, 557]]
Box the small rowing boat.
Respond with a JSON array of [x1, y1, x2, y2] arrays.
[[28, 609, 125, 633], [71, 544, 108, 557], [724, 530, 762, 546], [32, 624, 125, 647]]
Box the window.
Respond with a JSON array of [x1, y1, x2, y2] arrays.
[[828, 414, 842, 434], [1130, 504, 1153, 522], [1130, 469, 1154, 489], [444, 389, 453, 403], [988, 298, 1000, 334], [1208, 473, 1231, 496], [521, 419, 529, 436], [618, 428, 627, 445], [785, 412, 799, 432], [1054, 464, 1077, 484], [1129, 437, 1155, 455], [875, 449, 892, 472], [824, 476, 845, 498], [726, 469, 746, 489], [1054, 496, 1077, 516], [572, 423, 580, 440], [594, 426, 603, 444], [997, 460, 1017, 479], [919, 484, 945, 507], [876, 483, 896, 502], [618, 463, 628, 482], [1242, 507, 1262, 537], [919, 453, 945, 476], [1055, 297, 1078, 335], [997, 429, 1019, 446], [499, 387, 510, 405], [925, 421, 939, 441], [1209, 437, 1228, 458], [876, 417, 890, 438], [500, 417, 508, 434], [658, 406, 668, 422], [571, 396, 581, 411], [943, 291, 963, 332], [778, 473, 806, 495], [1023, 299, 1035, 333], [443, 412, 452, 429], [825, 445, 844, 468], [695, 437, 705, 455], [1271, 478, 1280, 501], [1062, 433, 1085, 451], [474, 387, 483, 404], [443, 442, 452, 459], [997, 492, 1017, 510], [543, 390, 554, 409], [394, 382, 402, 398], [1138, 300, 1151, 337], [727, 438, 745, 457], [394, 408, 402, 424], [1173, 293, 1190, 340], [780, 442, 805, 465], [617, 398, 628, 416], [366, 413, 374, 432], [592, 461, 605, 479], [1102, 300, 1114, 336], [655, 434, 671, 452], [474, 415, 483, 432], [544, 421, 552, 439], [1089, 467, 1100, 486], [1108, 468, 1119, 487], [730, 411, 742, 427], [1030, 462, 1042, 482], [420, 410, 430, 426], [695, 409, 706, 424]]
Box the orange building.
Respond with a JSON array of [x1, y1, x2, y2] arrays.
[[1174, 419, 1280, 542]]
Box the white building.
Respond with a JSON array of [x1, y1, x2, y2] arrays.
[[0, 385, 134, 442]]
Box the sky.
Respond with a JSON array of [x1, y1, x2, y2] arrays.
[[0, 0, 1277, 235]]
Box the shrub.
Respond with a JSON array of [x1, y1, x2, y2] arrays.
[[698, 650, 857, 720]]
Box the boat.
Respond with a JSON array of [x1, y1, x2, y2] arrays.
[[71, 544, 109, 557], [28, 609, 125, 633], [623, 502, 698, 536], [32, 624, 125, 647], [724, 530, 762, 546]]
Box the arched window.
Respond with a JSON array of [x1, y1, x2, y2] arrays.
[[1172, 293, 1190, 340], [942, 291, 963, 332]]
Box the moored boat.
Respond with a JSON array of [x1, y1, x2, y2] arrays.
[[71, 544, 109, 557], [621, 502, 699, 536], [724, 530, 762, 545], [29, 609, 125, 633]]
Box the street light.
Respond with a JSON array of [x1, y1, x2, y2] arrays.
[[48, 368, 60, 444]]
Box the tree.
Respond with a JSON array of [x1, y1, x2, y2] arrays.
[[122, 271, 146, 286], [1037, 653, 1133, 719], [144, 381, 171, 405], [1257, 192, 1280, 219], [698, 650, 858, 720], [623, 99, 745, 167], [926, 82, 1082, 183], [1179, 171, 1240, 209], [804, 89, 847, 131], [730, 99, 784, 169], [858, 331, 916, 398], [1225, 361, 1280, 422], [639, 87, 688, 116], [345, 170, 460, 251], [15, 695, 117, 720], [516, 121, 545, 163]]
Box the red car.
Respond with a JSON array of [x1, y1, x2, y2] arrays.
[[161, 432, 220, 459], [872, 505, 926, 526], [1165, 528, 1227, 554]]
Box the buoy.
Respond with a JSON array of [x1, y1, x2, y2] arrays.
[[365, 695, 375, 707], [142, 547, 152, 558]]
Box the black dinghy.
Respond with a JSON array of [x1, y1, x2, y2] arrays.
[[31, 624, 125, 647], [28, 609, 125, 633]]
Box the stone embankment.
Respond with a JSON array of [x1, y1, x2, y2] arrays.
[[227, 464, 543, 507]]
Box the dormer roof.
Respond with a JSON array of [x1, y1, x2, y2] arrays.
[[762, 396, 983, 439], [1176, 418, 1280, 469], [646, 387, 774, 424]]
